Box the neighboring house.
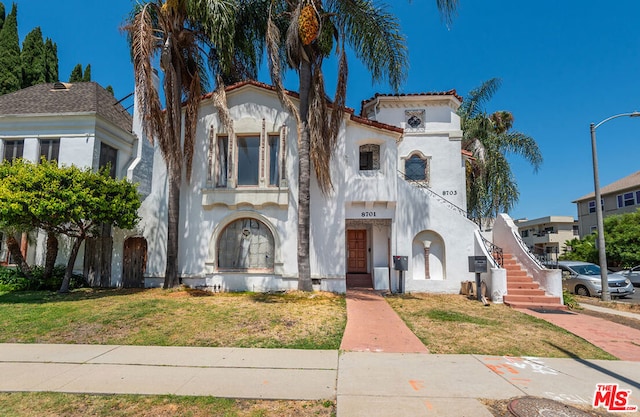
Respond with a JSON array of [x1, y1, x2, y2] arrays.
[[0, 82, 153, 287], [573, 171, 640, 237], [137, 81, 480, 293], [515, 216, 579, 262]]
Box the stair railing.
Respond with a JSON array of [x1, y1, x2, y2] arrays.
[[511, 229, 545, 269], [479, 234, 504, 268], [397, 171, 467, 218]]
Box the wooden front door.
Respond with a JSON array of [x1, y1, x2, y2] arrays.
[[347, 229, 367, 273], [122, 237, 147, 288]]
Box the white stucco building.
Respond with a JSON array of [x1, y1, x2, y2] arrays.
[[137, 81, 483, 293], [0, 82, 153, 287], [0, 80, 564, 305]]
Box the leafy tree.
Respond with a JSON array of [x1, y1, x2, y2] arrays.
[[560, 209, 640, 268], [43, 38, 58, 82], [105, 85, 114, 96], [601, 209, 640, 268], [0, 160, 140, 293], [68, 63, 83, 82], [82, 64, 91, 81], [458, 78, 543, 229], [20, 26, 45, 87], [560, 236, 597, 264], [265, 0, 455, 290], [0, 3, 22, 94], [126, 0, 250, 288]]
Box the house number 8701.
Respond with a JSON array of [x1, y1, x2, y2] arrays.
[[361, 212, 376, 217]]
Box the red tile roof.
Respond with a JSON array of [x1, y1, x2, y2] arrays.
[[216, 80, 403, 134], [360, 90, 463, 115]]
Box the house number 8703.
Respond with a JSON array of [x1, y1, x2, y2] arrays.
[[442, 190, 457, 196], [361, 212, 376, 217]]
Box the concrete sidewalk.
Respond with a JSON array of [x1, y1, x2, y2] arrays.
[[1, 343, 640, 416], [1, 293, 640, 416]]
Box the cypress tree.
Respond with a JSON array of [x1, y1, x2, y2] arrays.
[[105, 85, 114, 96], [43, 38, 58, 82], [68, 63, 83, 82], [0, 3, 22, 95], [0, 2, 5, 31], [21, 26, 45, 87], [82, 64, 91, 82]]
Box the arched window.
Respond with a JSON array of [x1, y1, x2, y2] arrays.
[[404, 154, 429, 182], [359, 144, 380, 171], [217, 218, 275, 270]]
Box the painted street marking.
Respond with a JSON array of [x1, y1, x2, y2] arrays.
[[409, 380, 425, 391], [543, 392, 589, 405]]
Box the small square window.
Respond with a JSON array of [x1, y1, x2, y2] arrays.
[[405, 155, 428, 181], [588, 199, 603, 213], [359, 144, 380, 171]]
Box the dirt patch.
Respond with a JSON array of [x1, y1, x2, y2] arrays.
[[481, 398, 625, 417]]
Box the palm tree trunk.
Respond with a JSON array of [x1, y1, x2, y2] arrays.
[[6, 234, 32, 281], [43, 231, 58, 281], [297, 60, 313, 292], [164, 160, 181, 288]]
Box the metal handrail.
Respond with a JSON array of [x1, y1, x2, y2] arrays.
[[512, 229, 545, 269], [398, 171, 467, 218], [479, 234, 504, 268]]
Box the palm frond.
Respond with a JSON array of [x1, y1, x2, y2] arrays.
[[330, 0, 408, 92], [187, 0, 237, 74], [436, 0, 459, 25], [126, 3, 164, 147], [266, 8, 300, 125], [500, 132, 543, 172], [459, 77, 501, 119]]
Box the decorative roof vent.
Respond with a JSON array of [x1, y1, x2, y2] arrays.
[[52, 82, 69, 91]]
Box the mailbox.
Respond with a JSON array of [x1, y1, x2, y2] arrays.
[[468, 256, 488, 273], [393, 256, 408, 271]]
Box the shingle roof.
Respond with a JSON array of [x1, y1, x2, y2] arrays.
[[573, 170, 640, 202], [0, 82, 132, 133]]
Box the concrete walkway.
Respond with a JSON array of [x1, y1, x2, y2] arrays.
[[340, 288, 428, 353], [1, 292, 640, 416], [519, 305, 640, 361]]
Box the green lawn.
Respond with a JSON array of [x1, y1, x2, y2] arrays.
[[0, 288, 346, 349]]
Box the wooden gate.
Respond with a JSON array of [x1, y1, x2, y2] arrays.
[[84, 234, 113, 288], [122, 237, 147, 288]]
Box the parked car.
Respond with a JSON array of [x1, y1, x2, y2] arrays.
[[547, 261, 635, 298], [619, 265, 640, 287]]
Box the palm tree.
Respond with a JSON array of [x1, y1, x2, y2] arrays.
[[265, 0, 457, 290], [125, 0, 242, 288], [458, 78, 543, 229]]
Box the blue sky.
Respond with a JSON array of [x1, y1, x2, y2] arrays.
[[14, 1, 640, 221]]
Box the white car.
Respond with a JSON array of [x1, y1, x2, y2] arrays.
[[619, 265, 640, 287], [550, 261, 635, 298]]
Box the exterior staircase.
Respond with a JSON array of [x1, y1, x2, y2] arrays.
[[502, 253, 566, 310]]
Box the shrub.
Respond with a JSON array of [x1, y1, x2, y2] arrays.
[[0, 267, 30, 291], [29, 265, 86, 291], [562, 289, 579, 310], [0, 265, 86, 292]]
